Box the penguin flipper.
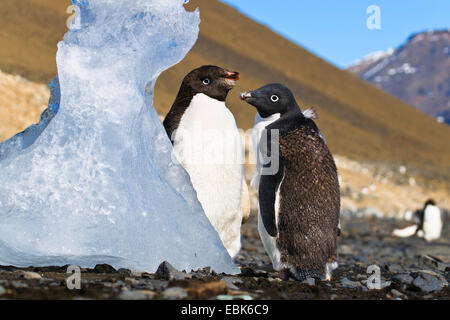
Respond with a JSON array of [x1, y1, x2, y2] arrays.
[[258, 127, 284, 237], [259, 172, 281, 237]]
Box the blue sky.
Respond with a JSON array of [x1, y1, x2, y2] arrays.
[[221, 0, 450, 68]]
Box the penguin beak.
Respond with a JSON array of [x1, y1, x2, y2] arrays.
[[240, 92, 252, 101], [224, 71, 240, 81]]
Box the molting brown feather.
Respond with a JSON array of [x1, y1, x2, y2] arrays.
[[277, 127, 340, 273]]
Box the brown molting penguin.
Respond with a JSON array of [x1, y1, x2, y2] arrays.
[[241, 83, 340, 281], [163, 65, 249, 258]]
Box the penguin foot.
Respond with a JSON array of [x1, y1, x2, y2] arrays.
[[279, 269, 291, 281], [280, 267, 321, 282], [325, 261, 339, 281]]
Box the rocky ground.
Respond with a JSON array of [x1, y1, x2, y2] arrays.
[[0, 213, 448, 300]]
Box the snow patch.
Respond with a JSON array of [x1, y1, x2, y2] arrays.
[[387, 63, 416, 76], [349, 48, 394, 70]]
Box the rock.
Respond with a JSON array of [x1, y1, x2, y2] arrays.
[[14, 270, 42, 280], [255, 269, 268, 276], [72, 296, 93, 300], [131, 270, 143, 277], [162, 287, 188, 300], [189, 271, 204, 279], [228, 290, 252, 296], [239, 267, 268, 278], [216, 294, 254, 300], [141, 272, 153, 279], [302, 278, 316, 286], [384, 263, 405, 273], [201, 267, 211, 274], [149, 280, 169, 291], [138, 290, 157, 298], [118, 290, 155, 300], [93, 264, 117, 274], [391, 289, 405, 297], [357, 207, 383, 218], [183, 280, 228, 299], [124, 277, 138, 286], [418, 255, 447, 272], [361, 278, 391, 290], [393, 273, 414, 285], [0, 285, 5, 296], [240, 267, 256, 277], [118, 268, 132, 277], [339, 277, 361, 289], [339, 244, 353, 255], [156, 261, 190, 281], [418, 270, 448, 286], [221, 277, 243, 290], [412, 272, 445, 292]]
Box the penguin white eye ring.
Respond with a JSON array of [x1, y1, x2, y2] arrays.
[[203, 78, 211, 85], [270, 94, 279, 103]]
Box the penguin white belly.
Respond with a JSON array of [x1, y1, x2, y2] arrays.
[[423, 205, 443, 241], [173, 93, 244, 257], [257, 174, 285, 271], [250, 113, 280, 190]]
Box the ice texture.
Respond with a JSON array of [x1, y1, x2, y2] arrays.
[[0, 0, 238, 274]]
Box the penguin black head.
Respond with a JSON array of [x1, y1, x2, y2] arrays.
[[180, 65, 240, 102], [240, 83, 299, 118], [424, 199, 436, 208]]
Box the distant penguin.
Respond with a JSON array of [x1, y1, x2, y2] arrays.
[[241, 83, 340, 281], [163, 65, 245, 258], [393, 199, 443, 241]]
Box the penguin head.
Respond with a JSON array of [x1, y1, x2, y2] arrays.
[[424, 199, 436, 207], [240, 83, 299, 118], [181, 65, 240, 101]]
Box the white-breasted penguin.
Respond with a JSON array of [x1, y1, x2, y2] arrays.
[[241, 83, 341, 281], [163, 65, 246, 258], [393, 199, 443, 241]]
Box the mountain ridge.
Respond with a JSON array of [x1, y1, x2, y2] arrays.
[[348, 29, 450, 124]]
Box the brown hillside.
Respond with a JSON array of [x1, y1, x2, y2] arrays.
[[0, 0, 450, 186]]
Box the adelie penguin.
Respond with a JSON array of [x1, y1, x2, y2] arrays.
[[163, 65, 250, 258], [241, 83, 340, 281], [393, 199, 443, 241]]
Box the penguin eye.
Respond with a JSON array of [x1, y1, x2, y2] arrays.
[[202, 78, 211, 85], [270, 95, 279, 103]]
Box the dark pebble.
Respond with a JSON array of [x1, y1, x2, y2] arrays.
[[93, 264, 117, 274], [155, 261, 189, 281]]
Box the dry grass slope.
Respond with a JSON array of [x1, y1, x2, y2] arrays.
[[0, 0, 449, 187], [0, 71, 48, 140]]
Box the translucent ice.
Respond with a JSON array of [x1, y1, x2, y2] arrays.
[[0, 0, 238, 274]]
